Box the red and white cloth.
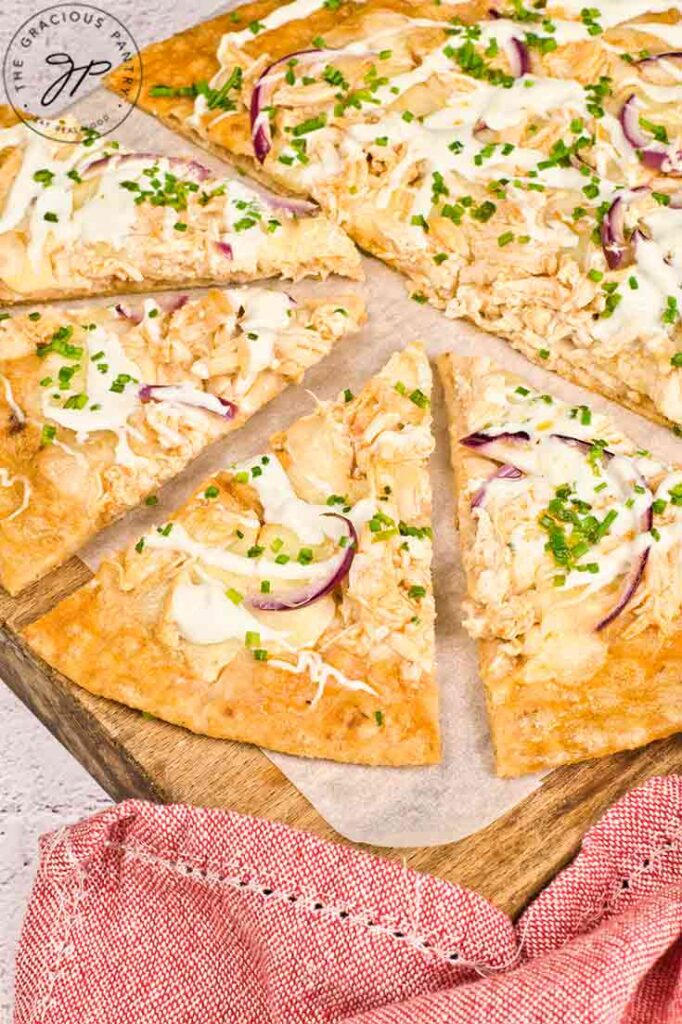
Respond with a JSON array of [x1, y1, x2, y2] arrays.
[[14, 775, 682, 1023]]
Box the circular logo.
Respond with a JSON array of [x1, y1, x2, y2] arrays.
[[3, 3, 142, 143]]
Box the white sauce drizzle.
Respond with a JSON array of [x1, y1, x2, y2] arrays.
[[226, 0, 326, 49], [0, 468, 30, 521], [234, 453, 376, 544], [549, 1, 678, 31], [171, 572, 282, 645], [146, 521, 347, 582], [1, 376, 25, 426], [268, 649, 376, 707], [230, 287, 292, 395]]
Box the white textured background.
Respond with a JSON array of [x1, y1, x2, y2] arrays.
[[0, 2, 225, 1015]]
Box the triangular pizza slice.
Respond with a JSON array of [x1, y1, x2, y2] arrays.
[[0, 111, 361, 303], [438, 352, 682, 777], [0, 288, 364, 593], [24, 343, 439, 765]]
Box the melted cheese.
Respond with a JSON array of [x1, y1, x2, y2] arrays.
[[172, 573, 282, 645]]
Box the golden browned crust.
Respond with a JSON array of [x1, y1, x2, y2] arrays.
[[438, 352, 682, 777], [24, 566, 439, 765], [24, 343, 440, 766]]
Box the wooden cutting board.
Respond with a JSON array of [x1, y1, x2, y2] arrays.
[[2, 554, 680, 918]]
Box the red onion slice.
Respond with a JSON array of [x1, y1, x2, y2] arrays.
[[619, 94, 681, 176], [115, 295, 189, 322], [82, 152, 212, 182], [115, 303, 142, 323], [215, 240, 233, 259], [507, 38, 531, 77], [636, 51, 682, 68], [600, 196, 629, 270], [461, 430, 531, 448], [250, 47, 375, 164], [620, 94, 656, 150], [249, 513, 357, 610], [460, 430, 531, 470], [139, 384, 237, 420], [595, 547, 650, 632], [596, 503, 652, 632], [553, 442, 652, 631], [551, 434, 615, 460], [471, 463, 524, 509], [259, 191, 318, 216], [251, 49, 326, 164]]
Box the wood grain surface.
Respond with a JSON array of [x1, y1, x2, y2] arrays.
[[2, 555, 680, 917]]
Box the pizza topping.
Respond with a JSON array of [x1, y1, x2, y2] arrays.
[[28, 290, 359, 472], [249, 512, 357, 610], [1, 375, 26, 428], [0, 467, 31, 522], [167, 541, 377, 705], [267, 648, 376, 707], [471, 463, 524, 508], [139, 384, 237, 420], [171, 570, 283, 645], [461, 376, 664, 636], [0, 122, 355, 292], [41, 326, 144, 466]]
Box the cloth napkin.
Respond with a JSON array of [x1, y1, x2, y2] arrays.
[[13, 774, 682, 1024]]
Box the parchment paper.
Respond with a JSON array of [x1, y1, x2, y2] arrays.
[[64, 96, 682, 848]]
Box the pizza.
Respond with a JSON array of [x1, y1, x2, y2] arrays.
[[107, 1, 682, 428], [0, 108, 361, 303], [0, 288, 364, 593], [439, 351, 682, 776], [24, 342, 439, 765]]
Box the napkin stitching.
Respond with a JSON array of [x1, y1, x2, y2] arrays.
[[33, 827, 88, 1024], [105, 840, 494, 970], [603, 821, 682, 912], [564, 818, 682, 939]]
